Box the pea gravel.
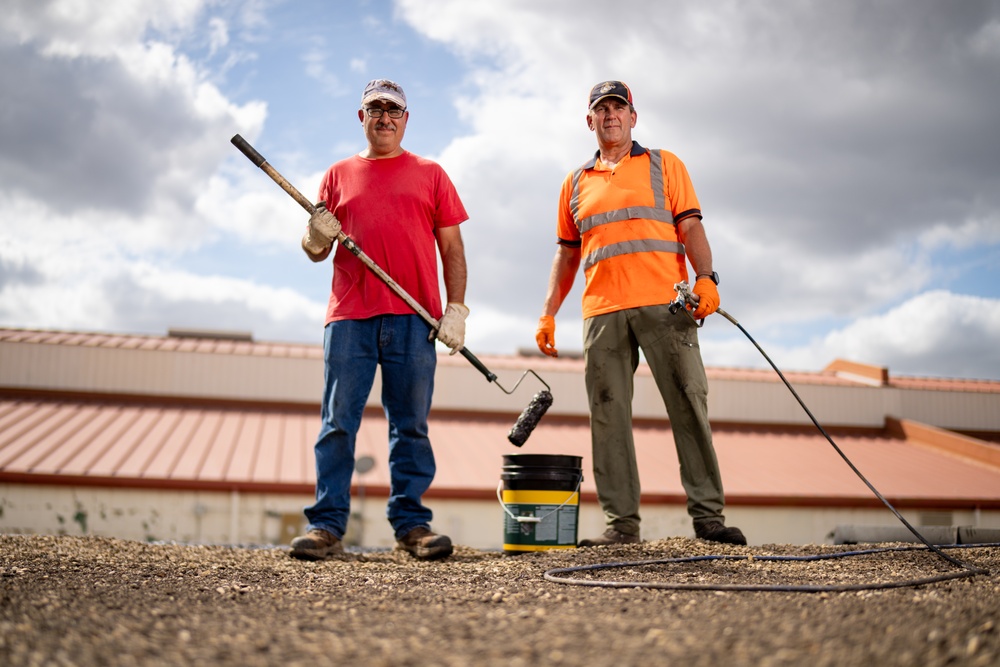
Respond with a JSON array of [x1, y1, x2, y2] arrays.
[[1, 534, 997, 666]]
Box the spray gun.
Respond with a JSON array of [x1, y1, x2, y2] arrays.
[[668, 281, 696, 316], [669, 281, 739, 327]]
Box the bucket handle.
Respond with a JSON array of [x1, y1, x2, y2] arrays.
[[496, 479, 582, 524]]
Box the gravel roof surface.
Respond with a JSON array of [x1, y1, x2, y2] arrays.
[[1, 534, 998, 666]]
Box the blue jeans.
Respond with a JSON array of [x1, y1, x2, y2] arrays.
[[304, 315, 438, 540]]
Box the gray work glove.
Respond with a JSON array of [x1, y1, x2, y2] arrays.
[[303, 204, 341, 254], [431, 302, 469, 354]]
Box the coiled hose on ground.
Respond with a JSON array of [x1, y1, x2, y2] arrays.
[[544, 287, 995, 592]]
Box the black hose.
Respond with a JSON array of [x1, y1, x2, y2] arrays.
[[729, 318, 986, 575], [543, 543, 999, 592], [544, 306, 993, 592]]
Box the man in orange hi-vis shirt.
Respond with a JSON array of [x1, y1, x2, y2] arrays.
[[536, 81, 746, 547]]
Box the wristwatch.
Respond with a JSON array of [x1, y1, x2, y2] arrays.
[[697, 271, 720, 285]]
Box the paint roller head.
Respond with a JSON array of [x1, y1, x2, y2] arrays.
[[507, 390, 553, 447]]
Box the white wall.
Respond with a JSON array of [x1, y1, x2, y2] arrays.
[[4, 483, 997, 549]]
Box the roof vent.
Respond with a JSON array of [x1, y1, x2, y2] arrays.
[[167, 328, 253, 342], [824, 359, 888, 386]]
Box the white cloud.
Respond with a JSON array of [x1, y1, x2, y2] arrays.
[[0, 0, 306, 342], [2, 0, 999, 380], [207, 16, 229, 56], [196, 166, 327, 246], [392, 0, 1000, 378], [809, 291, 1000, 378], [5, 0, 205, 58], [302, 45, 342, 90], [694, 290, 1000, 381], [919, 214, 1000, 251]]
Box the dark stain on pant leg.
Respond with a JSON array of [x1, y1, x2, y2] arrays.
[[590, 361, 616, 404]]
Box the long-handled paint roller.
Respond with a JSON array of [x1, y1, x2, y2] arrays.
[[501, 371, 553, 447], [230, 134, 552, 446]]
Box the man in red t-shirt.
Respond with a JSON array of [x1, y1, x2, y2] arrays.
[[290, 79, 469, 561]]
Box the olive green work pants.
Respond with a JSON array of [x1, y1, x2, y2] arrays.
[[583, 304, 726, 536]]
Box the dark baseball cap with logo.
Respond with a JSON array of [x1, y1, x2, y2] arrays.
[[588, 80, 633, 109]]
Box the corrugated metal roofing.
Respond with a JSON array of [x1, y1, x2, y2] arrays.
[[3, 394, 999, 508], [4, 326, 1000, 509], [0, 327, 321, 359]]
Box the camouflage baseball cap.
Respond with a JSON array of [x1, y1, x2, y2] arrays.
[[362, 79, 407, 108]]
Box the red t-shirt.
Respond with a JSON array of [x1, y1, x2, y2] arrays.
[[317, 151, 468, 323]]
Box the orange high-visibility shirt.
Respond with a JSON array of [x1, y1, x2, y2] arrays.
[[556, 141, 702, 319]]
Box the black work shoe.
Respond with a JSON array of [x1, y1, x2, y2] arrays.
[[396, 526, 453, 560], [695, 521, 747, 545], [578, 528, 641, 547], [290, 528, 343, 560]]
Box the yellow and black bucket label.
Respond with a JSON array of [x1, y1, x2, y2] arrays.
[[500, 453, 583, 553], [501, 488, 580, 552]]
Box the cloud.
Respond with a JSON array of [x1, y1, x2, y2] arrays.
[[1, 0, 998, 381], [792, 291, 1000, 379], [207, 16, 229, 56], [0, 0, 307, 341], [4, 0, 205, 58], [396, 0, 1000, 377], [0, 1, 266, 229], [691, 290, 1000, 382]]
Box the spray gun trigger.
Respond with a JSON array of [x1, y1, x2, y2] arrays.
[[669, 281, 705, 326]]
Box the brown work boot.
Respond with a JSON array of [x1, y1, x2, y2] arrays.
[[395, 526, 453, 560], [695, 521, 747, 545], [290, 528, 343, 561], [578, 528, 641, 547]]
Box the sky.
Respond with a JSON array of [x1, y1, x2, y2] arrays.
[[2, 0, 1000, 381]]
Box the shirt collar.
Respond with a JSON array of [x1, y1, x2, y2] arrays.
[[582, 141, 648, 170]]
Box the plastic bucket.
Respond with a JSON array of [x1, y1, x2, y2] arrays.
[[499, 454, 583, 553]]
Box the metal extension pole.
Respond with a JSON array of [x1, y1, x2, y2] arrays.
[[230, 134, 499, 383]]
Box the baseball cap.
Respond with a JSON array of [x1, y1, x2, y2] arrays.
[[362, 79, 407, 108], [589, 80, 633, 109]]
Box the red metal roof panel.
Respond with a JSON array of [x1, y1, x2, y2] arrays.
[[2, 396, 1000, 507]]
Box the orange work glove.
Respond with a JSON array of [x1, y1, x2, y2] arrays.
[[535, 315, 558, 357], [691, 276, 720, 319]]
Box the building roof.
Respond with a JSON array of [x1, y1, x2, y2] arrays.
[[2, 326, 1000, 509], [0, 327, 320, 359], [7, 326, 998, 392], [2, 393, 999, 509]]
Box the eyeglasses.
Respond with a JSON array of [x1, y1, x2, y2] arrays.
[[364, 107, 406, 119]]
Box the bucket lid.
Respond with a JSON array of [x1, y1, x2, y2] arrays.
[[502, 453, 582, 469]]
